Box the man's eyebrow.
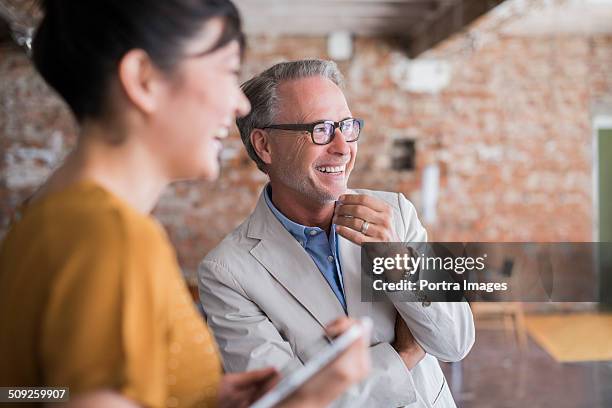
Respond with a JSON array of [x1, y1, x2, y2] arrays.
[[305, 116, 354, 123], [297, 112, 354, 124]]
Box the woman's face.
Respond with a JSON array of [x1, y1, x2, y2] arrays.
[[152, 18, 250, 181]]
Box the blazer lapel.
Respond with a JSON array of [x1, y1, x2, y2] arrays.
[[338, 234, 374, 319], [336, 188, 373, 318], [339, 224, 399, 346], [247, 192, 345, 328]]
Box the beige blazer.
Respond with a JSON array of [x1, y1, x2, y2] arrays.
[[198, 188, 475, 407]]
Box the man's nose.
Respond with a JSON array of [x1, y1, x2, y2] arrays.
[[328, 127, 350, 155]]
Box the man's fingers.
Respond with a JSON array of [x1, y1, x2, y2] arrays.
[[336, 194, 395, 239], [339, 194, 388, 212], [335, 224, 369, 246], [335, 218, 392, 242], [334, 204, 385, 225], [333, 215, 368, 232]]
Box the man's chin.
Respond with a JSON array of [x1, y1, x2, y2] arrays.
[[312, 183, 347, 203]]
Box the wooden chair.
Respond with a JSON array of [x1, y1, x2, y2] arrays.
[[471, 302, 529, 351]]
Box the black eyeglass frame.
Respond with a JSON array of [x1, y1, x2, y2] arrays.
[[263, 118, 364, 145]]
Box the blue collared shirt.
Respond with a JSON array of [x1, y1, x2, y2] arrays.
[[264, 186, 346, 312]]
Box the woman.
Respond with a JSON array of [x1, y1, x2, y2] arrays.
[[0, 1, 370, 407]]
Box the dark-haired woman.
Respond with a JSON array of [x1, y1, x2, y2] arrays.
[[0, 1, 370, 407]]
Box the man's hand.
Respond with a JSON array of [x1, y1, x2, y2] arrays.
[[218, 367, 279, 408], [333, 194, 399, 246], [392, 315, 425, 370]]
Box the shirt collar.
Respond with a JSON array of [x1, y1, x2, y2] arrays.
[[264, 184, 327, 243]]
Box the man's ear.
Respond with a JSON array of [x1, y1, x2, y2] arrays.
[[251, 129, 272, 165], [117, 49, 165, 114]]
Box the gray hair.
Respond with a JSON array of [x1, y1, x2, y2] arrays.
[[236, 59, 345, 173]]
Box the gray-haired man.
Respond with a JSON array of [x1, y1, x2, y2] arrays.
[[198, 59, 475, 407]]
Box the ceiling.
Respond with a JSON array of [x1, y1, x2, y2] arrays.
[[500, 1, 612, 35], [0, 0, 505, 57], [233, 0, 506, 56]]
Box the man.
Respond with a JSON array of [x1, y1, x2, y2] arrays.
[[199, 59, 475, 407]]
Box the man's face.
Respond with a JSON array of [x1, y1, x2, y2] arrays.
[[266, 76, 358, 204]]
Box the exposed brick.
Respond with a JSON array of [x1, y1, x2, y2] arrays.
[[1, 8, 611, 287]]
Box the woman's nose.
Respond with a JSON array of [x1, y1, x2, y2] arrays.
[[236, 90, 251, 118]]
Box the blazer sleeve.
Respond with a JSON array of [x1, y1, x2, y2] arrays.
[[392, 193, 476, 362], [199, 258, 419, 407], [198, 258, 299, 372]]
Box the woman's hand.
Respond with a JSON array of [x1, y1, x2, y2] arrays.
[[217, 367, 279, 408], [281, 317, 371, 408]]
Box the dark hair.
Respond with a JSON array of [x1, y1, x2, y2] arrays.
[[33, 0, 244, 122]]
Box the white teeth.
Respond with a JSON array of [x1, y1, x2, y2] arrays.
[[316, 165, 345, 173], [216, 127, 229, 139]]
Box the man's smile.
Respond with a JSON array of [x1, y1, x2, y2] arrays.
[[315, 164, 346, 174]]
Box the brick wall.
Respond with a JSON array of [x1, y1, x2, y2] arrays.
[[1, 6, 611, 284]]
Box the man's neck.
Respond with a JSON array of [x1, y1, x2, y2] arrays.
[[269, 182, 336, 233]]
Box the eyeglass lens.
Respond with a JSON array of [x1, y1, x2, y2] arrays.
[[312, 119, 360, 144]]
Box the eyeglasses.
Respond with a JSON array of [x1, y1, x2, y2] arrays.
[[263, 118, 364, 145]]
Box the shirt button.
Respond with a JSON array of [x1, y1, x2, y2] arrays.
[[328, 255, 334, 262], [422, 301, 431, 307], [309, 230, 318, 236]]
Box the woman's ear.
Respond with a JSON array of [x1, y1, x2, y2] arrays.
[[250, 129, 272, 165], [117, 49, 164, 114]]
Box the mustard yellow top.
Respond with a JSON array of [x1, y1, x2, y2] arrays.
[[0, 181, 221, 407]]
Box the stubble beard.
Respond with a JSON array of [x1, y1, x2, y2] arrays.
[[274, 165, 345, 204]]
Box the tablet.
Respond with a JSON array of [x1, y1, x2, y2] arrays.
[[249, 317, 372, 408]]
